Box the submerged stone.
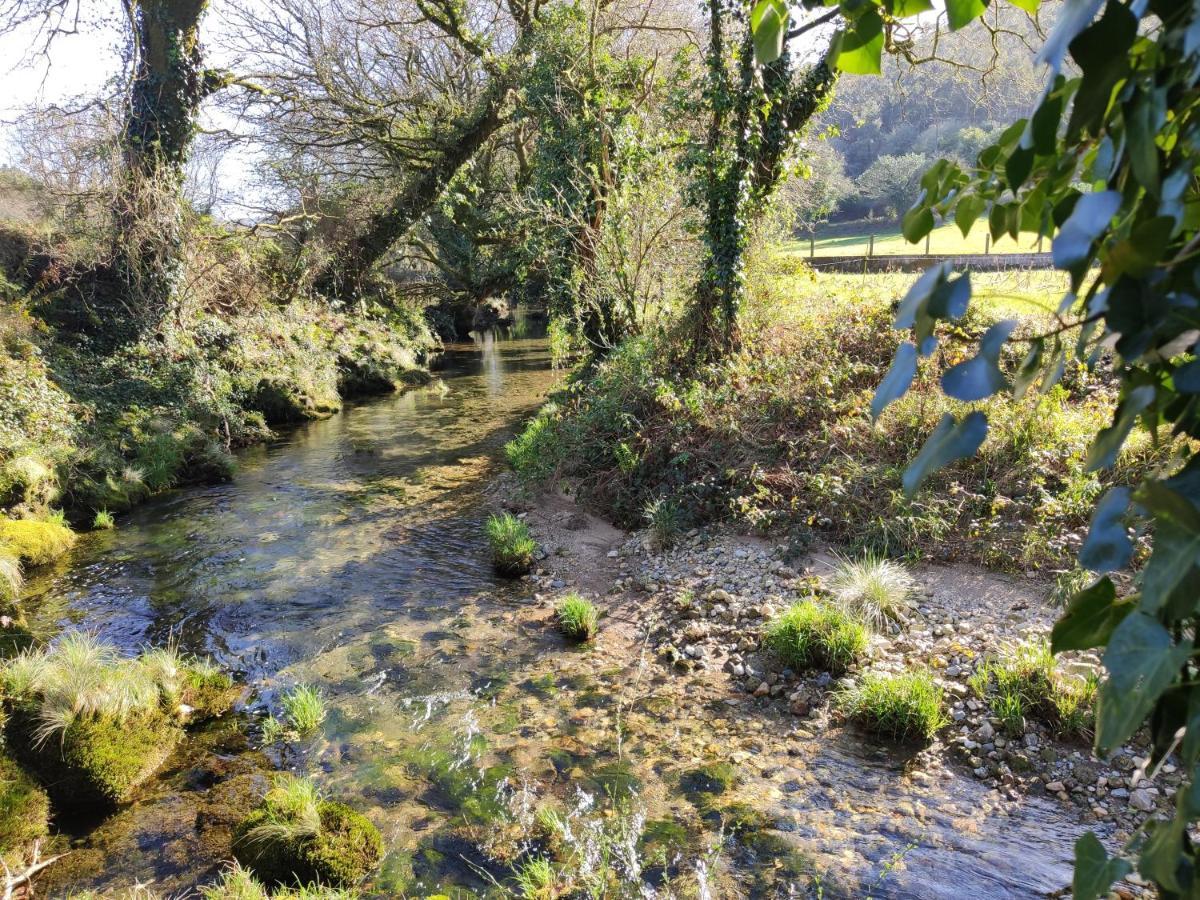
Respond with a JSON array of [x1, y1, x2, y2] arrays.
[[182, 667, 241, 722]]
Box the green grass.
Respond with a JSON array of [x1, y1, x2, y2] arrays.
[[644, 496, 684, 550], [763, 600, 868, 674], [240, 775, 323, 849], [92, 509, 115, 530], [281, 684, 327, 735], [968, 640, 1096, 739], [779, 222, 1041, 258], [837, 670, 947, 743], [826, 554, 915, 632], [486, 512, 537, 576], [556, 594, 599, 641], [199, 863, 360, 899], [513, 856, 559, 898], [0, 548, 22, 601]]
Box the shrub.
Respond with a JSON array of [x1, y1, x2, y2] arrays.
[[969, 639, 1096, 739], [838, 670, 947, 743], [233, 775, 383, 887], [281, 684, 327, 735], [486, 512, 537, 576], [826, 553, 915, 631], [763, 600, 868, 674], [92, 509, 115, 530], [0, 516, 75, 566], [555, 594, 599, 641]]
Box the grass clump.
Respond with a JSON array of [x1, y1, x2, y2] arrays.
[[513, 856, 560, 899], [281, 684, 327, 735], [555, 594, 598, 641], [837, 670, 947, 743], [644, 496, 683, 550], [233, 775, 383, 888], [969, 639, 1096, 738], [486, 512, 537, 576], [0, 749, 49, 867], [0, 548, 22, 602], [92, 509, 115, 530], [0, 516, 75, 566], [201, 863, 361, 899], [826, 553, 915, 631], [763, 600, 868, 674]]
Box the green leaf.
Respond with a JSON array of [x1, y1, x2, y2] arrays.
[[1073, 832, 1131, 900], [1107, 216, 1176, 277], [1085, 384, 1155, 471], [902, 412, 988, 496], [1037, 0, 1104, 73], [1030, 93, 1064, 155], [1013, 338, 1043, 398], [872, 342, 918, 422], [941, 320, 1017, 402], [955, 195, 986, 237], [1079, 487, 1133, 573], [945, 0, 988, 30], [1065, 3, 1136, 139], [1005, 0, 1040, 11], [750, 0, 789, 65], [836, 9, 884, 75], [1096, 612, 1192, 755], [1051, 577, 1130, 653], [1052, 190, 1122, 276], [902, 204, 935, 243], [886, 0, 935, 15], [1005, 145, 1035, 191], [1126, 88, 1165, 195]]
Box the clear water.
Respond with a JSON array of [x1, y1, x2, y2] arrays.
[[25, 330, 1102, 898]]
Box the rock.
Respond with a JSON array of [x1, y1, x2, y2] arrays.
[[975, 722, 995, 742], [753, 681, 771, 697], [1130, 789, 1156, 812], [1045, 781, 1065, 793]]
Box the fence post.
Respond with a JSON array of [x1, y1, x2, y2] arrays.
[[984, 234, 991, 255], [810, 236, 815, 259], [924, 233, 931, 256], [868, 234, 875, 257], [1038, 235, 1044, 253]]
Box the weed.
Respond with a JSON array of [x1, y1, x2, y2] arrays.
[[261, 714, 285, 744], [644, 496, 683, 550], [486, 513, 537, 576], [92, 509, 115, 530], [837, 670, 947, 743], [281, 684, 327, 735], [513, 855, 559, 898], [556, 594, 599, 641], [970, 640, 1096, 739], [826, 553, 914, 632], [199, 863, 360, 899], [1045, 567, 1093, 607], [763, 600, 868, 674]]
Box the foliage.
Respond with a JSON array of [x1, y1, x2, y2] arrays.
[[763, 600, 867, 674], [486, 513, 537, 577], [199, 863, 360, 900], [825, 554, 914, 632], [968, 640, 1096, 740], [281, 684, 327, 736], [555, 594, 599, 642], [855, 153, 930, 219], [91, 508, 114, 530], [837, 670, 947, 743], [643, 496, 684, 551]]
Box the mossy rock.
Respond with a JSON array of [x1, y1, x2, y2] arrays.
[[680, 761, 738, 798], [6, 708, 181, 809], [233, 800, 384, 887], [0, 518, 76, 566], [182, 667, 241, 721], [0, 750, 49, 865], [250, 377, 342, 425]]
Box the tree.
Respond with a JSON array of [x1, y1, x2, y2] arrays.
[[856, 151, 928, 218], [775, 139, 852, 234], [759, 0, 1200, 893]]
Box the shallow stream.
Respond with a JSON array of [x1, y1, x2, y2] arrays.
[[25, 330, 1103, 898]]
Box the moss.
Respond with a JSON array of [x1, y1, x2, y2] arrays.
[[6, 708, 181, 809], [250, 377, 342, 425], [233, 800, 383, 887], [182, 667, 241, 721], [680, 761, 738, 798], [0, 750, 49, 865], [0, 517, 76, 566]]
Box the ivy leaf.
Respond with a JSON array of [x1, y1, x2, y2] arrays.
[[902, 412, 988, 496], [872, 342, 918, 422], [836, 9, 884, 75], [1096, 612, 1192, 755], [1053, 190, 1122, 276], [1079, 487, 1133, 573], [942, 320, 1017, 402], [1072, 832, 1131, 900], [1051, 577, 1130, 653], [750, 0, 789, 65], [1085, 384, 1155, 471], [945, 0, 987, 30]]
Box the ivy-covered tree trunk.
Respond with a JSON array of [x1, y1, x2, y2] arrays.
[[314, 77, 510, 300], [690, 0, 836, 358], [114, 0, 217, 339]]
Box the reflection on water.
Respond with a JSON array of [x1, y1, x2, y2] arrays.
[[30, 328, 1094, 898]]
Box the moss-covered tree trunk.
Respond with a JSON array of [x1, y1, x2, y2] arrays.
[[113, 0, 217, 340]]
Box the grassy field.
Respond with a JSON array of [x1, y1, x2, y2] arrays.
[[779, 223, 1046, 257]]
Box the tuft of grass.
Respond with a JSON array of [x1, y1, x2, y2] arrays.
[[969, 639, 1096, 739], [644, 496, 683, 551], [513, 856, 559, 899], [199, 863, 360, 899], [0, 548, 23, 602], [261, 714, 285, 744], [281, 683, 327, 735], [505, 403, 562, 482], [486, 512, 537, 576], [1045, 567, 1094, 607], [92, 509, 116, 530], [555, 594, 599, 642], [240, 775, 323, 848], [826, 553, 915, 632], [837, 670, 947, 743], [763, 600, 868, 674]]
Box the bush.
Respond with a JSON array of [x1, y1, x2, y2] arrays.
[[826, 554, 915, 632], [763, 600, 868, 674], [0, 516, 75, 566], [968, 639, 1096, 739], [233, 775, 383, 888], [838, 670, 947, 743], [555, 594, 598, 641], [486, 512, 537, 576]]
